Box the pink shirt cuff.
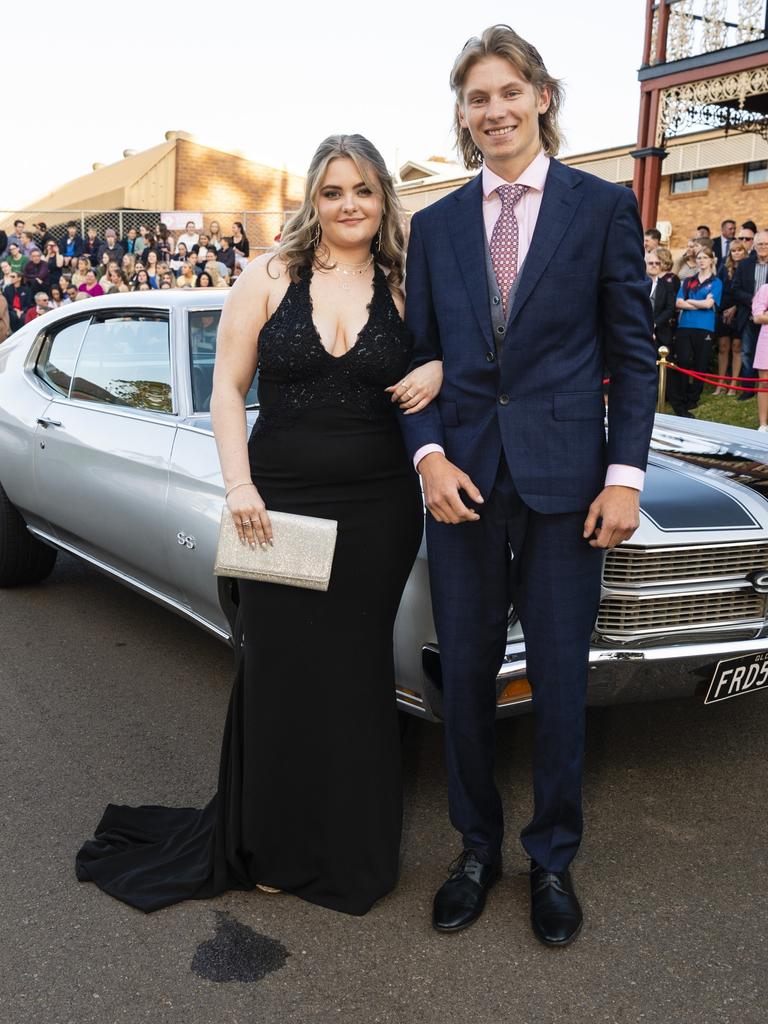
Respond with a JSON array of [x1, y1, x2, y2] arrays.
[[414, 444, 445, 471], [605, 464, 645, 491]]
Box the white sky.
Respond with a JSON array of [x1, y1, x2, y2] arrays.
[[2, 1, 647, 211]]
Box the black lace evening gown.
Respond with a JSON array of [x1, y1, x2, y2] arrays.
[[75, 265, 424, 915]]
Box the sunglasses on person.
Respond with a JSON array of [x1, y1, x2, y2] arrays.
[[647, 260, 661, 265], [738, 235, 754, 240]]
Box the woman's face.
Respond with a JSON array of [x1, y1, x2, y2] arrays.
[[731, 245, 747, 263], [199, 274, 211, 287], [696, 251, 714, 274], [78, 258, 88, 272], [138, 271, 149, 284], [51, 288, 61, 301], [210, 221, 220, 234], [147, 252, 157, 266], [85, 271, 96, 285], [645, 253, 661, 278], [1, 261, 10, 275], [315, 157, 383, 255], [178, 243, 187, 256]]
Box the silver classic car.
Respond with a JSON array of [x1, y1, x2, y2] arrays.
[[3, 290, 768, 718]]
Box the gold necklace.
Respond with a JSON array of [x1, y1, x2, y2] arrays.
[[332, 255, 373, 290]]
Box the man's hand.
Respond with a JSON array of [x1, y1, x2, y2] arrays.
[[582, 485, 640, 549], [418, 452, 484, 524]]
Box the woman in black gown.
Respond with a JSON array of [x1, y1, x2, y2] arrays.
[[75, 135, 441, 916]]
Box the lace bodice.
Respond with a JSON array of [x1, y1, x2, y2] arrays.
[[252, 264, 413, 434]]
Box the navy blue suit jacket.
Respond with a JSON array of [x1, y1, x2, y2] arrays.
[[400, 159, 657, 514]]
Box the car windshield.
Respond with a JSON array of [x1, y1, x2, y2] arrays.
[[188, 309, 258, 413]]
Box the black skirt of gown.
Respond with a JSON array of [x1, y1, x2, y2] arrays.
[[75, 266, 424, 915]]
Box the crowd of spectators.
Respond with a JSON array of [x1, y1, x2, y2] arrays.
[[0, 217, 251, 336], [644, 217, 768, 431]]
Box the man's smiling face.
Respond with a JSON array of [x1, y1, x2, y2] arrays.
[[457, 54, 550, 177]]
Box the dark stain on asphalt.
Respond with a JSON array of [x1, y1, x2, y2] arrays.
[[191, 911, 290, 983]]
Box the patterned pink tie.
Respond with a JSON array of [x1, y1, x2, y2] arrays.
[[489, 183, 529, 315]]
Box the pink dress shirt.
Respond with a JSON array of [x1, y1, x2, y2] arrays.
[[412, 152, 645, 492]]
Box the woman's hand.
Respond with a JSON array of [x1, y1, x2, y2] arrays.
[[386, 359, 443, 414], [226, 483, 273, 549]]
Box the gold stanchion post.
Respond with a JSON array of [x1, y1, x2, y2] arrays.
[[656, 346, 670, 414]]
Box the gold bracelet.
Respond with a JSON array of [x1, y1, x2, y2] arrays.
[[225, 481, 253, 499]]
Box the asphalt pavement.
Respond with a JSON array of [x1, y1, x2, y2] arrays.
[[2, 552, 767, 1024]]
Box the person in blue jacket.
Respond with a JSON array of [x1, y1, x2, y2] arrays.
[[669, 248, 722, 416]]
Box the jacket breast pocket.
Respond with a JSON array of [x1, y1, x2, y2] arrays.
[[553, 391, 605, 421], [438, 399, 459, 427]]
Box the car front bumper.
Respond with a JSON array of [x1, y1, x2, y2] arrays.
[[396, 635, 768, 721]]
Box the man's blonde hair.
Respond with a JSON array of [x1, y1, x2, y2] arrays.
[[450, 25, 565, 170]]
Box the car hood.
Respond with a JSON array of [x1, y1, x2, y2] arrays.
[[636, 414, 768, 546]]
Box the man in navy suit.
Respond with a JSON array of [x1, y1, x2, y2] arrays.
[[397, 25, 657, 945]]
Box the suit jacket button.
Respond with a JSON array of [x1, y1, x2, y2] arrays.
[[486, 351, 495, 362], [499, 394, 509, 405], [496, 325, 505, 334], [492, 296, 500, 305]]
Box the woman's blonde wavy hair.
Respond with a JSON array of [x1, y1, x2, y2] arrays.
[[451, 25, 565, 170], [269, 134, 406, 294]]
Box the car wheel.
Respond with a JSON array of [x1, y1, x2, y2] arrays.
[[0, 482, 58, 586]]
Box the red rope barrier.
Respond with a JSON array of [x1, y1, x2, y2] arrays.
[[672, 368, 763, 383], [667, 363, 768, 392]]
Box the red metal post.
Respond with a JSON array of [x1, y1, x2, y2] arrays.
[[640, 90, 663, 227], [655, 0, 670, 64], [641, 0, 656, 66]]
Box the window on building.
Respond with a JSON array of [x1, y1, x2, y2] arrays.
[[745, 161, 768, 185], [670, 171, 709, 194]]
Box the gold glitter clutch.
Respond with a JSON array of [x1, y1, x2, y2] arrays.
[[213, 506, 337, 591]]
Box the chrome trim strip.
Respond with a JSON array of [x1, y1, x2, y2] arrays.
[[26, 527, 229, 641], [426, 634, 768, 680], [175, 421, 216, 437]]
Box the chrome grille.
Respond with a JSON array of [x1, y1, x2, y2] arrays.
[[604, 542, 768, 587], [597, 590, 766, 638]]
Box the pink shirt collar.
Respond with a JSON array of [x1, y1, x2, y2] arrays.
[[481, 151, 550, 198]]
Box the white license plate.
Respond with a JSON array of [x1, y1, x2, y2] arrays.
[[705, 652, 768, 705]]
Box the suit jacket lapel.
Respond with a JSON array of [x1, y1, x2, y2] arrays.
[[447, 175, 494, 350], [508, 159, 583, 326]]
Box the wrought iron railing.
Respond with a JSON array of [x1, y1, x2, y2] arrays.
[[648, 0, 767, 65]]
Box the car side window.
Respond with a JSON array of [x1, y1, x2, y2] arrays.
[[35, 318, 91, 398], [188, 309, 258, 413], [71, 313, 173, 414]]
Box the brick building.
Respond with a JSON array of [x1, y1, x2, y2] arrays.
[[1, 131, 305, 251]]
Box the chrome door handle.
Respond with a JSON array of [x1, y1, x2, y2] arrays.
[[37, 417, 62, 428]]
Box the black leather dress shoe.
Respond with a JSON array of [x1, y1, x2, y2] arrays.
[[529, 860, 583, 946], [432, 850, 501, 933]]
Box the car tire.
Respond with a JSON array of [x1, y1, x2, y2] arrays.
[[0, 482, 58, 586]]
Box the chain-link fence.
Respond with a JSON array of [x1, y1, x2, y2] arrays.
[[0, 210, 297, 254]]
